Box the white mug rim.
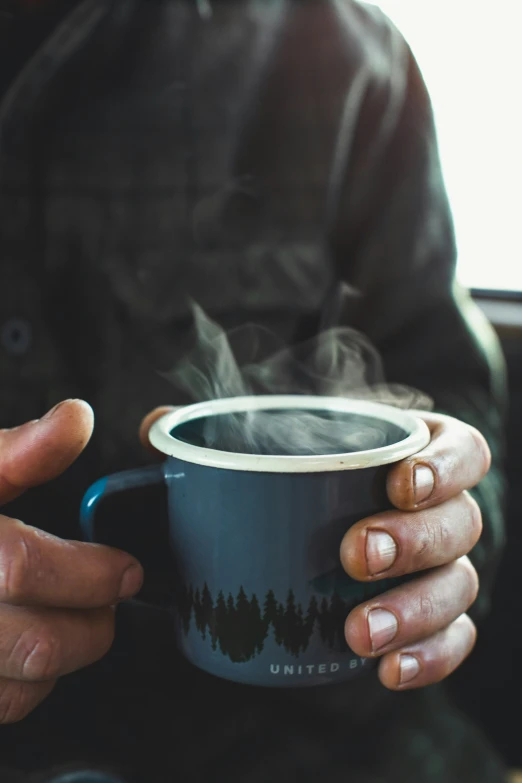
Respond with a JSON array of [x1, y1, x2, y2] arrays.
[[148, 395, 431, 473]]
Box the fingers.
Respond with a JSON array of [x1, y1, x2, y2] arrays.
[[0, 516, 143, 608], [0, 604, 115, 682], [341, 492, 482, 580], [345, 557, 478, 657], [0, 399, 140, 724], [139, 406, 176, 455], [342, 411, 487, 690], [0, 678, 56, 724], [386, 413, 491, 511], [0, 400, 94, 504], [378, 614, 477, 690]]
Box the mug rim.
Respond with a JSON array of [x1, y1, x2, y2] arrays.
[[148, 395, 431, 473]]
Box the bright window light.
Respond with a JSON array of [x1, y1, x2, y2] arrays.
[[374, 0, 522, 292]]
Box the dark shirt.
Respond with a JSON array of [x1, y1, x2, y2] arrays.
[[0, 0, 75, 96], [0, 1, 507, 781]]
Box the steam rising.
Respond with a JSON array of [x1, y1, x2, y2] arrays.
[[165, 298, 431, 456]]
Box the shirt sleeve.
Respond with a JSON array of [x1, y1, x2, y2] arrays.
[[330, 12, 507, 622]]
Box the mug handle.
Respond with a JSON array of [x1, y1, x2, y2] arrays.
[[80, 464, 166, 543]]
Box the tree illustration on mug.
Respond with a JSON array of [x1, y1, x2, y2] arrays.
[[177, 583, 352, 663]]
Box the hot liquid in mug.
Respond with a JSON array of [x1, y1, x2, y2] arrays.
[[80, 395, 430, 687]]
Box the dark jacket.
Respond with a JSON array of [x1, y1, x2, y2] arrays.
[[0, 1, 507, 781]]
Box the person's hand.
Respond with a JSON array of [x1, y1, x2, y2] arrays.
[[0, 400, 144, 723], [342, 412, 489, 690]]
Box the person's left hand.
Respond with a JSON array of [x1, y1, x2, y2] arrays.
[[341, 412, 490, 690]]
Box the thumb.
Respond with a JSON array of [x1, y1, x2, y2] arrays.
[[0, 399, 94, 504]]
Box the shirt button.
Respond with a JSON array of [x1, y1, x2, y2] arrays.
[[1, 318, 32, 355]]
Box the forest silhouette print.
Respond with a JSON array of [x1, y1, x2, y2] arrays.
[[177, 584, 351, 663]]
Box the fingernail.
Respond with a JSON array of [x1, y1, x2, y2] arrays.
[[400, 654, 421, 684], [119, 564, 143, 600], [368, 608, 398, 652], [41, 399, 75, 421], [414, 465, 435, 504], [366, 530, 397, 575]]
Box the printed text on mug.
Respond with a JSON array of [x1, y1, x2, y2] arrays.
[[269, 659, 368, 676]]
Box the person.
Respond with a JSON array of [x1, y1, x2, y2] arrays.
[[0, 0, 508, 781]]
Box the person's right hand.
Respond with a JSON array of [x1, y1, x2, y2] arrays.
[[0, 400, 144, 724]]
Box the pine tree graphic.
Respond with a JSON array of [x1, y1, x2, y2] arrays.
[[193, 588, 204, 635], [177, 584, 354, 663], [282, 590, 301, 658], [249, 594, 266, 657], [318, 597, 330, 644], [210, 590, 226, 652], [306, 595, 318, 632], [201, 583, 213, 641], [225, 592, 244, 663], [274, 602, 285, 647], [263, 589, 278, 627]]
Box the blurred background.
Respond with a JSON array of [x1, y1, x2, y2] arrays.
[[375, 0, 522, 769], [377, 0, 521, 292]]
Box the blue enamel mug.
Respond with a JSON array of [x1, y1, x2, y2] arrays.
[[80, 395, 430, 688]]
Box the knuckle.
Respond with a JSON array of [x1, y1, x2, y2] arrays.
[[17, 628, 62, 682], [415, 516, 439, 561], [435, 514, 453, 552], [418, 592, 435, 624], [0, 682, 35, 724], [0, 525, 39, 603]]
